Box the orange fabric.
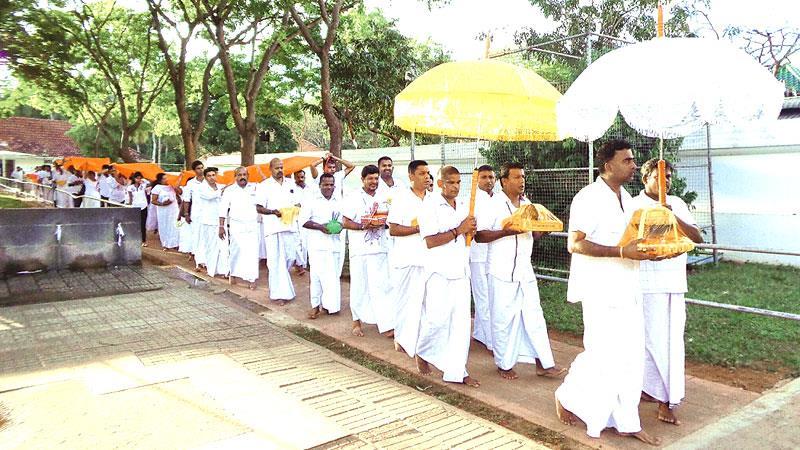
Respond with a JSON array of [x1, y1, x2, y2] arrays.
[[220, 156, 321, 184], [26, 173, 39, 183], [62, 157, 111, 172], [114, 163, 165, 181], [165, 170, 195, 187]]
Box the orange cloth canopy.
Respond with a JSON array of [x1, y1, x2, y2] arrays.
[[114, 163, 166, 181], [62, 157, 111, 172], [216, 155, 321, 185]]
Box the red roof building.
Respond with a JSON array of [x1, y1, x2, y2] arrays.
[[0, 117, 81, 158]]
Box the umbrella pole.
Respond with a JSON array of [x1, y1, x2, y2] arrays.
[[658, 136, 666, 206], [466, 138, 480, 247]]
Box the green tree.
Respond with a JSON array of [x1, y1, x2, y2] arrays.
[[330, 9, 449, 147]]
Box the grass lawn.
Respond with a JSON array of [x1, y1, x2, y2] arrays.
[[539, 261, 800, 375], [0, 196, 30, 208]]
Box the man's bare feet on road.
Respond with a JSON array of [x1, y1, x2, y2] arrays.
[[276, 300, 288, 306], [248, 282, 256, 290], [294, 266, 306, 276], [616, 430, 662, 446], [394, 341, 405, 354], [498, 368, 518, 380], [382, 330, 394, 338], [351, 321, 364, 337], [536, 366, 567, 378], [555, 395, 578, 426], [658, 403, 680, 425], [461, 376, 480, 388], [308, 307, 320, 319], [415, 355, 431, 375]]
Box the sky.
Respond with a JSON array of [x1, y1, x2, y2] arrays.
[[364, 0, 799, 61]]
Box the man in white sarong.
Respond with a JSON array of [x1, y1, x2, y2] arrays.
[[341, 164, 391, 337], [181, 160, 205, 261], [633, 158, 703, 426], [289, 170, 310, 273], [475, 163, 564, 380], [97, 165, 113, 206], [414, 166, 479, 387], [256, 158, 297, 305], [301, 173, 343, 318], [388, 160, 429, 357], [470, 164, 496, 352], [555, 140, 662, 446], [311, 153, 355, 276], [219, 167, 260, 289], [194, 167, 229, 278]]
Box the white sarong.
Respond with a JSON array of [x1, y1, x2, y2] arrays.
[[488, 275, 555, 370], [470, 261, 492, 351], [348, 252, 390, 329], [415, 273, 471, 383], [198, 223, 229, 277], [229, 221, 259, 282], [155, 204, 180, 249], [178, 220, 193, 253], [555, 297, 644, 437], [392, 265, 426, 358], [266, 231, 296, 300], [309, 250, 342, 313], [643, 292, 686, 406]]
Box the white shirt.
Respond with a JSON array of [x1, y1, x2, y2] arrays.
[[11, 169, 23, 181], [469, 189, 493, 263], [109, 180, 127, 203], [151, 184, 177, 206], [386, 187, 427, 268], [52, 170, 69, 188], [182, 177, 204, 219], [300, 193, 343, 252], [633, 191, 697, 294], [479, 191, 536, 283], [377, 176, 407, 205], [99, 174, 118, 197], [36, 170, 52, 186], [342, 188, 390, 256], [256, 177, 295, 235], [83, 179, 100, 198], [194, 181, 223, 226], [127, 183, 149, 209], [219, 183, 258, 224], [65, 174, 82, 194], [567, 177, 639, 305], [418, 193, 470, 279]]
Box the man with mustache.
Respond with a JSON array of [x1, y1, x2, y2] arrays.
[[219, 167, 260, 290]]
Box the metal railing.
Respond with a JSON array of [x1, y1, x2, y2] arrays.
[[0, 176, 128, 207], [537, 231, 800, 321]]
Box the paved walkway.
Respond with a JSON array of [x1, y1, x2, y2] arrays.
[[0, 267, 544, 449], [142, 246, 799, 449]]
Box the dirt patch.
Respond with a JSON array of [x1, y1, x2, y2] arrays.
[[288, 324, 590, 450], [548, 329, 789, 393], [0, 402, 10, 432]]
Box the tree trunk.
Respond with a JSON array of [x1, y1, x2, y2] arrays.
[[118, 131, 137, 162], [319, 52, 343, 158], [240, 127, 257, 167]]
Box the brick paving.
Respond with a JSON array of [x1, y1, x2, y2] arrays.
[[0, 267, 544, 449]]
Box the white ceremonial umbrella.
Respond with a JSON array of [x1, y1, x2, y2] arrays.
[[557, 37, 785, 152]]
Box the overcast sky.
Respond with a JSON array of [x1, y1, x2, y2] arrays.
[[365, 0, 799, 60]]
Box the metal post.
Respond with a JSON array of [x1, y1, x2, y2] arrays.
[[586, 33, 595, 185], [410, 131, 415, 160], [706, 123, 719, 263]]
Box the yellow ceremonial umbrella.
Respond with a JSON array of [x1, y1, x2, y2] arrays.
[[394, 58, 562, 244]]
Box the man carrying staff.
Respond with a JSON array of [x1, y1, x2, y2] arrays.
[[256, 158, 297, 305], [301, 173, 344, 318], [219, 167, 260, 290], [194, 167, 228, 278], [341, 165, 391, 337], [414, 166, 479, 387], [634, 158, 703, 425], [476, 162, 565, 380], [555, 139, 662, 446], [181, 160, 205, 262], [387, 160, 430, 357], [470, 164, 496, 353]]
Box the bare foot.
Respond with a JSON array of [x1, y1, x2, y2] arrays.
[[461, 376, 480, 388], [641, 392, 659, 403], [536, 366, 567, 378], [308, 307, 320, 320], [194, 266, 203, 273], [616, 430, 662, 446], [658, 403, 680, 425], [382, 330, 394, 338], [141, 242, 148, 247], [351, 321, 364, 337], [394, 341, 405, 354], [248, 282, 256, 290], [295, 266, 306, 276], [498, 368, 518, 380], [276, 300, 289, 306], [555, 395, 578, 426], [415, 355, 431, 375]]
